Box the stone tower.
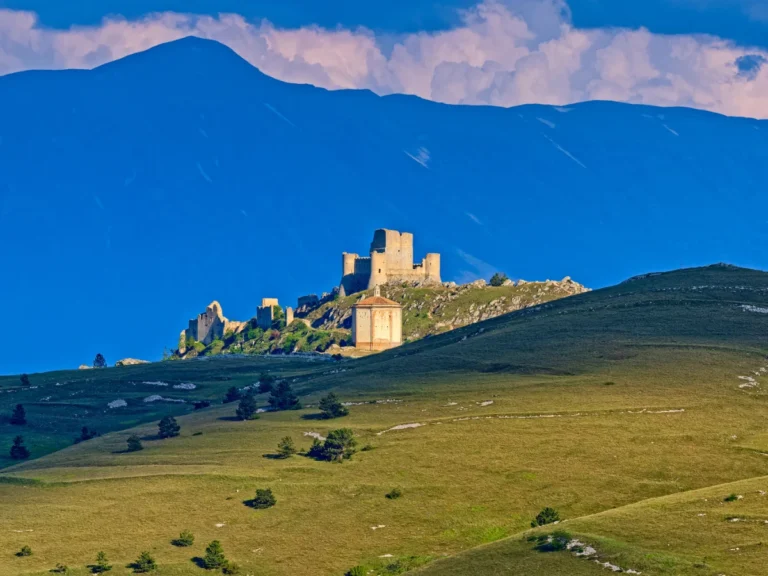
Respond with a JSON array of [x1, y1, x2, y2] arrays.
[[340, 229, 440, 296]]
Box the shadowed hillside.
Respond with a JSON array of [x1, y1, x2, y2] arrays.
[[1, 265, 768, 575], [2, 37, 768, 372]]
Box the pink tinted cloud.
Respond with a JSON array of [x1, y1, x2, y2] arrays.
[[1, 1, 767, 118]]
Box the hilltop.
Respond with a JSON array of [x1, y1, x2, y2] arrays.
[[3, 36, 768, 373], [175, 276, 588, 359], [2, 264, 768, 576]]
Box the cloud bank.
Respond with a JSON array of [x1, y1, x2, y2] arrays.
[[2, 0, 768, 118]]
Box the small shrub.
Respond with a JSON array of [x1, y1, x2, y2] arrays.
[[172, 529, 194, 547], [277, 436, 297, 458], [235, 392, 259, 421], [318, 392, 349, 419], [10, 404, 26, 425], [361, 444, 374, 452], [193, 400, 211, 410], [158, 415, 180, 439], [10, 435, 30, 460], [222, 562, 241, 575], [20, 374, 30, 386], [93, 353, 107, 368], [91, 551, 112, 573], [74, 426, 99, 444], [17, 545, 32, 557], [724, 493, 740, 502], [50, 564, 70, 574], [130, 551, 157, 573], [531, 507, 560, 527], [489, 272, 509, 287], [223, 386, 242, 404], [126, 434, 143, 452], [345, 566, 367, 576], [603, 381, 616, 386], [192, 431, 203, 436], [248, 488, 277, 509], [202, 540, 228, 569], [385, 488, 402, 500]]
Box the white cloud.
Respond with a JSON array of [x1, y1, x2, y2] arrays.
[[1, 0, 768, 118]]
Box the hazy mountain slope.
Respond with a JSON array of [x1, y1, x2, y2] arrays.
[[1, 37, 768, 373]]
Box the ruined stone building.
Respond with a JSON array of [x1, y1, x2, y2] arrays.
[[340, 229, 441, 296], [184, 301, 245, 345], [352, 286, 403, 351], [256, 298, 293, 330]]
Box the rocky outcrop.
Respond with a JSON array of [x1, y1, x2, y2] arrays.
[[115, 358, 150, 367], [302, 276, 589, 341]]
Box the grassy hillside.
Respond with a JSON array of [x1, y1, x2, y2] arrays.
[[179, 278, 588, 358], [2, 264, 768, 576]]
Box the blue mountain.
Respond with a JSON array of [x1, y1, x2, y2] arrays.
[[1, 37, 767, 373]]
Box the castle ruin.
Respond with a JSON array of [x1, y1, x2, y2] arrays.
[[184, 301, 245, 346], [256, 298, 294, 330], [340, 229, 440, 296]]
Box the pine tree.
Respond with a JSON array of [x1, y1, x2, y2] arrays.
[[322, 429, 357, 462], [235, 392, 259, 421], [268, 380, 301, 411], [172, 529, 194, 547], [16, 545, 32, 557], [93, 353, 107, 368], [490, 272, 509, 287], [276, 436, 296, 458], [202, 540, 227, 569], [92, 551, 112, 573], [20, 374, 30, 386], [248, 488, 276, 509], [223, 386, 242, 404], [131, 551, 156, 573], [10, 436, 30, 460], [158, 415, 180, 439], [74, 426, 98, 444], [257, 373, 275, 394], [319, 392, 349, 419], [126, 435, 143, 452], [10, 404, 26, 425]]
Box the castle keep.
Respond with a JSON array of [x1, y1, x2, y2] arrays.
[[340, 229, 440, 296]]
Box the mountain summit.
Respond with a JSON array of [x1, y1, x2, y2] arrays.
[[1, 37, 766, 372]]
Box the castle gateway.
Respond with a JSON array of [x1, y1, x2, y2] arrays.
[[340, 229, 440, 296]]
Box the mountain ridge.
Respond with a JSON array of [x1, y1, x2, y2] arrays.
[[1, 37, 767, 374]]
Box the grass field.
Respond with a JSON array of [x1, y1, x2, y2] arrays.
[[2, 265, 768, 575]]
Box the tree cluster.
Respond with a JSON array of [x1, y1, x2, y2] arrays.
[[307, 428, 357, 462], [158, 415, 180, 439]]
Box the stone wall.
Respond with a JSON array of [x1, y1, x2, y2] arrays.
[[185, 301, 244, 345]]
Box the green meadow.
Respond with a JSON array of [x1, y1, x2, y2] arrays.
[[2, 264, 768, 575]]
